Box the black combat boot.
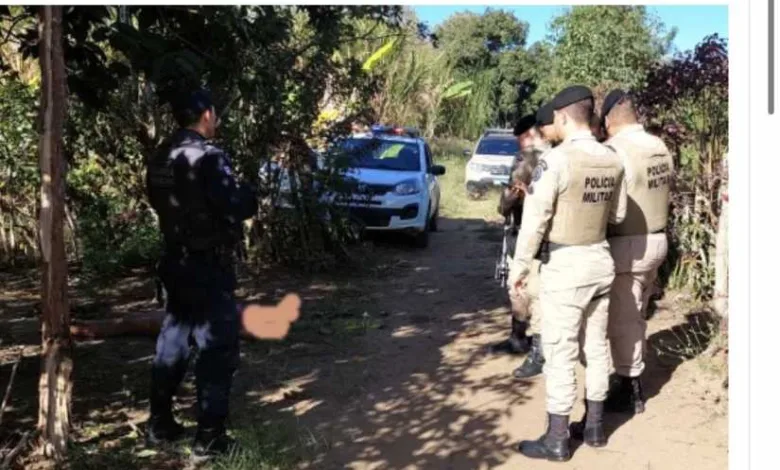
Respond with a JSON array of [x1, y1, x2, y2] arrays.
[[604, 375, 645, 414], [569, 399, 607, 447], [146, 364, 187, 446], [146, 413, 185, 446], [192, 424, 237, 461], [513, 334, 545, 378], [517, 413, 571, 462], [490, 318, 531, 355]]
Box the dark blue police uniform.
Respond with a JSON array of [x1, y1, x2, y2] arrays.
[[145, 123, 257, 453]]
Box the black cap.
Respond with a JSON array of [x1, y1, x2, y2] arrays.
[[536, 102, 554, 126], [513, 114, 537, 136], [551, 85, 593, 110], [601, 89, 628, 125], [171, 88, 214, 127]]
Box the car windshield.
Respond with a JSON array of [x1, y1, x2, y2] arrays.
[[476, 137, 519, 156], [336, 138, 421, 172]]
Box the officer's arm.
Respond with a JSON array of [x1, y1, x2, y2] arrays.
[[498, 188, 520, 216], [510, 154, 560, 279], [606, 144, 628, 226], [498, 158, 524, 215], [200, 150, 259, 224], [610, 168, 627, 225]]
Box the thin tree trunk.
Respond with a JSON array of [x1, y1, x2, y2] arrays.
[[37, 5, 72, 460], [712, 152, 728, 318]]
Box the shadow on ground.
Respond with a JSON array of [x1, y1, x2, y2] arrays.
[[601, 309, 719, 440], [0, 217, 720, 469], [228, 217, 537, 469]]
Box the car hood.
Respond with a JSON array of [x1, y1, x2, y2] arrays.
[[342, 167, 421, 185]]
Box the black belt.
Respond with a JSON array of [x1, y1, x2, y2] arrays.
[[652, 228, 666, 234], [547, 242, 570, 252]]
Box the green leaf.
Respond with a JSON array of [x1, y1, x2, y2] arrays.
[[362, 38, 397, 72], [441, 80, 473, 100]]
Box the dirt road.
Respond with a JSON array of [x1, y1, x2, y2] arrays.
[[231, 217, 728, 470], [0, 216, 727, 469]]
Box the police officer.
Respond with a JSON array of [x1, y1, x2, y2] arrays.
[[507, 101, 561, 379], [509, 85, 627, 461], [491, 114, 543, 356], [144, 88, 258, 459], [599, 90, 673, 415]]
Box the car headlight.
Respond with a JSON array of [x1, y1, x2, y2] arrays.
[[394, 179, 421, 195]]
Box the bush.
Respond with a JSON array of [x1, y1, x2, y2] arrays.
[[638, 35, 728, 300], [77, 199, 161, 280]]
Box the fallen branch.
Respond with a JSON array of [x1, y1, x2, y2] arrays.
[[1, 431, 32, 469], [0, 350, 23, 428], [69, 295, 301, 341], [70, 309, 260, 340]]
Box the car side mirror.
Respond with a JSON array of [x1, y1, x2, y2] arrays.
[[430, 165, 446, 176], [463, 149, 471, 156]]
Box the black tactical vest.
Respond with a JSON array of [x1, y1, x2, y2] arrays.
[[146, 129, 239, 253]]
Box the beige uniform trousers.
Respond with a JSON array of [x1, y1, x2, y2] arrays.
[[607, 233, 668, 378], [511, 259, 542, 335], [540, 242, 615, 416]]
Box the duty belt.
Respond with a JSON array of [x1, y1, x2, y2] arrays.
[[534, 239, 609, 264], [165, 243, 236, 265]]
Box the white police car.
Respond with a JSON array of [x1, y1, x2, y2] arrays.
[[259, 125, 445, 248], [327, 125, 446, 248], [464, 128, 518, 197]]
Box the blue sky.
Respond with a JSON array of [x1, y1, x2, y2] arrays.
[[413, 5, 728, 54]]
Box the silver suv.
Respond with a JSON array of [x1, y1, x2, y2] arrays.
[[464, 129, 518, 197]]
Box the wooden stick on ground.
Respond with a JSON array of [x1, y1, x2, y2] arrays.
[[69, 295, 301, 341], [1, 431, 32, 469], [0, 350, 23, 428]]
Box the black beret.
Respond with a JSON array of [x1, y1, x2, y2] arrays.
[[513, 114, 537, 136], [536, 102, 554, 126], [601, 89, 628, 124], [171, 88, 214, 127], [551, 85, 593, 110]]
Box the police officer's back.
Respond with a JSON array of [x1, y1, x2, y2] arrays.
[[145, 88, 257, 459], [600, 90, 674, 416], [510, 86, 627, 461]]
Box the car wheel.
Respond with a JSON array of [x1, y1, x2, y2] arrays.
[[347, 217, 365, 242], [429, 207, 439, 232], [413, 227, 430, 249], [466, 183, 486, 200]]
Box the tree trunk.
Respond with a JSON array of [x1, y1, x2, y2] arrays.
[[37, 5, 72, 460], [712, 152, 728, 318]]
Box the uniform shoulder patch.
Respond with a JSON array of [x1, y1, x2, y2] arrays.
[[531, 165, 543, 182]]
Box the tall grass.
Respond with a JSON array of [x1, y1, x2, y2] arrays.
[[431, 141, 503, 221]]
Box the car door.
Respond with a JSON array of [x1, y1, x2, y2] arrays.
[[424, 143, 440, 214]]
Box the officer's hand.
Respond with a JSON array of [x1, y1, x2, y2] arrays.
[[511, 276, 527, 296], [511, 182, 527, 195], [508, 269, 527, 296], [240, 294, 301, 340]]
